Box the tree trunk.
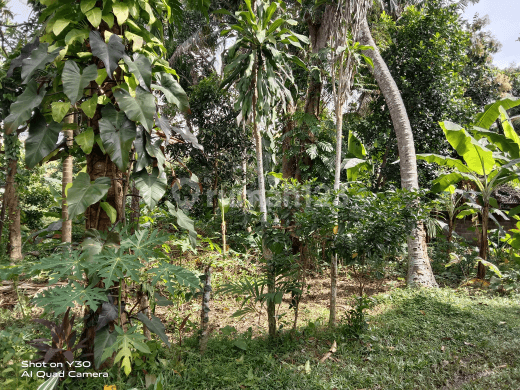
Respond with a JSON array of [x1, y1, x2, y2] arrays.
[[5, 147, 22, 261], [359, 17, 437, 288], [137, 286, 151, 340], [200, 265, 212, 354], [61, 114, 75, 244], [477, 204, 489, 279], [129, 181, 140, 230]]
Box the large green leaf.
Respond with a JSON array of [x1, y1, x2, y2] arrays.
[[67, 172, 111, 220], [133, 167, 167, 209], [165, 201, 197, 248], [155, 113, 202, 150], [431, 171, 476, 193], [471, 127, 520, 159], [65, 28, 90, 45], [113, 1, 129, 25], [51, 101, 70, 123], [89, 30, 125, 79], [123, 53, 152, 91], [62, 61, 98, 105], [94, 327, 117, 369], [96, 251, 141, 288], [499, 106, 520, 147], [99, 105, 137, 171], [4, 80, 46, 135], [149, 263, 200, 294], [113, 87, 155, 131], [86, 7, 102, 28], [347, 130, 366, 159], [76, 127, 95, 154], [474, 97, 520, 129], [101, 326, 150, 376], [152, 72, 189, 112], [136, 313, 170, 346], [134, 127, 154, 171], [416, 154, 472, 173], [21, 43, 61, 84], [440, 121, 495, 175], [81, 93, 98, 118], [25, 112, 62, 169], [7, 37, 39, 77]]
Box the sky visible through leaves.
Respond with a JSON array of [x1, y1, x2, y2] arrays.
[[4, 0, 520, 68]]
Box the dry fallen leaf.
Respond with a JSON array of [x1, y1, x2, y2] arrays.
[[441, 346, 445, 352]]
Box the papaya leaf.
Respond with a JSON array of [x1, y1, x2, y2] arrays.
[[21, 43, 61, 84], [89, 31, 125, 79], [121, 228, 168, 259], [136, 313, 170, 346], [95, 250, 142, 288], [99, 104, 137, 171], [32, 282, 107, 315], [31, 251, 85, 284], [25, 112, 62, 169], [4, 80, 46, 135], [101, 326, 150, 375], [113, 87, 155, 131], [67, 172, 111, 220], [149, 263, 200, 292], [133, 167, 167, 210], [62, 61, 98, 105], [152, 72, 189, 112]]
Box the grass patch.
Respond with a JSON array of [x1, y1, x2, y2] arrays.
[[4, 287, 517, 390]]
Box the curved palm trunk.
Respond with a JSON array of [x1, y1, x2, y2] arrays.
[[359, 17, 437, 287], [5, 147, 22, 261]]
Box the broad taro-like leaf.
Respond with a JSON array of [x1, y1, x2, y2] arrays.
[[67, 172, 111, 220], [134, 127, 154, 171], [440, 121, 495, 175], [136, 313, 170, 346], [96, 301, 118, 331], [94, 327, 117, 368], [165, 201, 197, 248], [20, 42, 61, 84], [100, 202, 117, 224], [145, 138, 166, 174], [474, 97, 520, 129], [123, 53, 152, 91], [65, 28, 89, 45], [133, 167, 167, 209], [89, 30, 125, 79], [112, 1, 129, 25], [76, 127, 95, 154], [154, 112, 203, 150], [81, 93, 98, 118], [25, 112, 62, 169], [51, 101, 70, 123], [152, 72, 189, 112], [62, 61, 98, 105], [7, 37, 39, 77], [99, 104, 137, 171], [416, 154, 472, 173], [4, 80, 46, 135], [113, 87, 155, 131]]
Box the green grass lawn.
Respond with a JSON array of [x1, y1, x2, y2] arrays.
[[2, 287, 520, 390]]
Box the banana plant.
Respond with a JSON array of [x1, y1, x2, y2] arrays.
[[417, 97, 520, 278], [218, 0, 308, 338]]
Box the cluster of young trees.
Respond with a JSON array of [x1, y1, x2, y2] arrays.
[[0, 0, 519, 380]]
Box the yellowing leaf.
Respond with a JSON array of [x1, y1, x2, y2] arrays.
[[53, 19, 71, 36], [113, 2, 129, 25]]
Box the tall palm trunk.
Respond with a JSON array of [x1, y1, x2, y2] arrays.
[[61, 114, 75, 244], [477, 203, 489, 278], [359, 17, 437, 287], [5, 133, 22, 261]]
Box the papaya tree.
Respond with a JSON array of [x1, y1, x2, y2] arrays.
[[219, 0, 308, 337], [5, 0, 206, 373], [418, 97, 520, 279]]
